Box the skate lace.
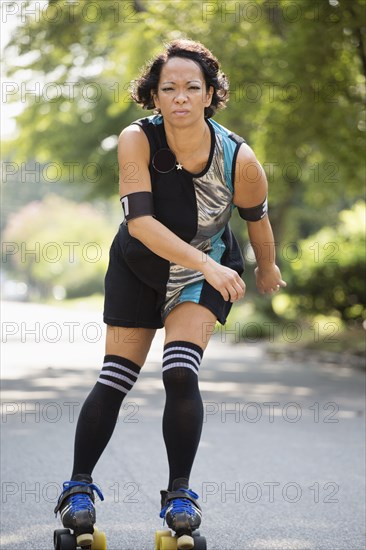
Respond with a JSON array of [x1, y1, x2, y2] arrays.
[[160, 488, 199, 519], [57, 481, 104, 514], [70, 493, 93, 512]]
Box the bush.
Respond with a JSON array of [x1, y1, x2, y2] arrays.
[[275, 201, 366, 326], [2, 194, 118, 300]]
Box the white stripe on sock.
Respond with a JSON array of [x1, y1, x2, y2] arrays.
[[97, 378, 129, 393], [99, 370, 135, 386], [102, 361, 139, 379], [163, 352, 200, 370], [163, 345, 202, 363]]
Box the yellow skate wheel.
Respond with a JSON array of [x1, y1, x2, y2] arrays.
[[155, 530, 173, 550], [92, 527, 107, 550], [160, 535, 177, 550], [177, 534, 194, 550]]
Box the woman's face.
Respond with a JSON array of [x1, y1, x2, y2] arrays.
[[153, 57, 213, 126]]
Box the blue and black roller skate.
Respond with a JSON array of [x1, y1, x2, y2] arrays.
[[53, 474, 106, 550], [155, 478, 207, 550]]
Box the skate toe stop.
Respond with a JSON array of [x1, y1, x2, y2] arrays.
[[177, 534, 194, 549], [76, 532, 93, 547]]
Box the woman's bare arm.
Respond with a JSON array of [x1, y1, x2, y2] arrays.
[[233, 144, 286, 293]]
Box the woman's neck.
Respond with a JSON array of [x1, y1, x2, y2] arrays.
[[164, 119, 208, 156]]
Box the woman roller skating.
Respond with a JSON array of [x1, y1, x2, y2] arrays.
[[54, 38, 286, 550]]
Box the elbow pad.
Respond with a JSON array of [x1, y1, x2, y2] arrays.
[[120, 192, 155, 222], [237, 197, 268, 222]]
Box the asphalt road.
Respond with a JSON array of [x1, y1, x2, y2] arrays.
[[1, 301, 365, 550]]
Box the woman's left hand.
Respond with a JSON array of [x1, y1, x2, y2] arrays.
[[255, 265, 287, 295]]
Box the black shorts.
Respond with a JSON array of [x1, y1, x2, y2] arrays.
[[103, 223, 244, 329]]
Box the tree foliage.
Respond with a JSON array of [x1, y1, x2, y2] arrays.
[[2, 0, 365, 322], [4, 2, 364, 213]]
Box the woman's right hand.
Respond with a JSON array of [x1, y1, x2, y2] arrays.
[[201, 256, 246, 302]]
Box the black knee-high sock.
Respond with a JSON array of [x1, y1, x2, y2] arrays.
[[162, 341, 204, 491], [71, 355, 141, 478]]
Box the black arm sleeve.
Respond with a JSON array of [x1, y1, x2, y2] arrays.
[[237, 197, 268, 222], [120, 192, 155, 222]]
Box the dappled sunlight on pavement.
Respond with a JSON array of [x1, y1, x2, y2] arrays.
[[1, 301, 365, 550]]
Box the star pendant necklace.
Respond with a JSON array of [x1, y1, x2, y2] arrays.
[[169, 125, 208, 171]]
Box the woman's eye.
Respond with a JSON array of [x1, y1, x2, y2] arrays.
[[161, 86, 200, 91]]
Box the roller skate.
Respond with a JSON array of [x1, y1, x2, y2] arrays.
[[155, 478, 207, 550], [53, 474, 106, 550]]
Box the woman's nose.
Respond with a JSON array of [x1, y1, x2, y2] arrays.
[[174, 90, 188, 102]]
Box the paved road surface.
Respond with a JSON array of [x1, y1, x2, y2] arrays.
[[1, 301, 365, 550]]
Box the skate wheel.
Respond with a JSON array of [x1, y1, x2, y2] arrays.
[[177, 534, 194, 549], [92, 527, 107, 550], [54, 529, 72, 549], [160, 535, 177, 550], [155, 530, 173, 550], [193, 536, 206, 550], [192, 531, 200, 537], [58, 532, 77, 550]]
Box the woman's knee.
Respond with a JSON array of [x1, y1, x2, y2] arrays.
[[164, 302, 217, 351], [105, 325, 156, 367]]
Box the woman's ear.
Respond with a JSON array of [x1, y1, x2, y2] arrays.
[[151, 91, 161, 113], [205, 85, 214, 106], [152, 91, 159, 108]]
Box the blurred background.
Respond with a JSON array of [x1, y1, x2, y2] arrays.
[[1, 3, 365, 549], [1, 0, 365, 355]]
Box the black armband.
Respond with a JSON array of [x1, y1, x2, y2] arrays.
[[120, 192, 155, 222], [237, 197, 268, 222]]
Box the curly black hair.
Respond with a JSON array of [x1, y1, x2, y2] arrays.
[[130, 39, 229, 118]]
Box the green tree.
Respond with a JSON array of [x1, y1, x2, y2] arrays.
[[4, 0, 364, 215], [2, 0, 365, 323]]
